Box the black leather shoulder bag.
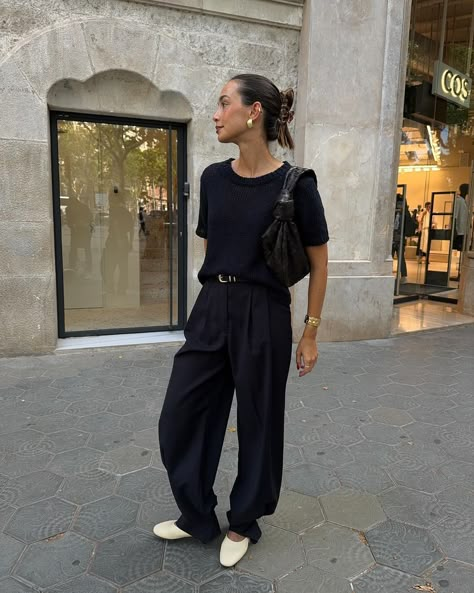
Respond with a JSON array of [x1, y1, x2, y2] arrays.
[[261, 166, 317, 287]]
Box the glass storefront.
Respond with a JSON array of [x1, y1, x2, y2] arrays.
[[51, 113, 186, 336], [394, 0, 474, 303]]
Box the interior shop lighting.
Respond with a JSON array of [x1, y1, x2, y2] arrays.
[[398, 165, 441, 173], [426, 125, 441, 165]]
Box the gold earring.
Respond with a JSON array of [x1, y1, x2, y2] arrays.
[[247, 118, 253, 129]]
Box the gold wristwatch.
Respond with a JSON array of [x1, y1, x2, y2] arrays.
[[304, 315, 321, 328]]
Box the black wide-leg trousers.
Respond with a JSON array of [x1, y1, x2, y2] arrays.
[[158, 281, 292, 544]]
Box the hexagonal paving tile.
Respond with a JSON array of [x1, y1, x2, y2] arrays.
[[0, 452, 54, 478], [47, 447, 103, 476], [0, 429, 44, 454], [278, 565, 352, 593], [133, 428, 160, 450], [359, 423, 407, 445], [0, 470, 63, 506], [287, 407, 330, 426], [347, 441, 401, 467], [422, 559, 474, 593], [387, 461, 451, 494], [368, 407, 413, 426], [47, 574, 118, 593], [40, 429, 90, 453], [121, 571, 194, 593], [58, 468, 117, 504], [0, 412, 36, 434], [164, 537, 222, 584], [335, 462, 393, 494], [284, 422, 320, 446], [320, 489, 386, 531], [263, 490, 324, 533], [238, 522, 305, 579], [90, 528, 164, 585], [119, 412, 160, 432], [100, 445, 152, 475], [87, 430, 136, 452], [302, 523, 374, 578], [283, 443, 303, 468], [302, 442, 354, 468], [316, 423, 363, 446], [65, 399, 110, 416], [436, 484, 474, 522], [75, 413, 122, 433], [107, 397, 149, 415], [4, 496, 76, 543], [328, 407, 372, 426], [437, 459, 474, 489], [72, 495, 139, 540], [0, 505, 15, 531], [116, 467, 169, 502], [14, 532, 93, 589], [366, 520, 443, 575], [27, 400, 70, 416], [200, 571, 274, 593], [351, 564, 420, 592], [284, 463, 340, 497], [379, 486, 446, 528], [0, 577, 38, 593], [28, 413, 78, 434], [0, 533, 25, 578]]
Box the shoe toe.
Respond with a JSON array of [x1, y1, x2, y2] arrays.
[[153, 520, 191, 540], [220, 536, 250, 567]]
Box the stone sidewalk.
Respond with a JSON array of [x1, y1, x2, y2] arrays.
[[1, 325, 474, 593]]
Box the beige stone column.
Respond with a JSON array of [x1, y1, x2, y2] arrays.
[[293, 0, 412, 341]]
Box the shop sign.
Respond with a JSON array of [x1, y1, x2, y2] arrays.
[[433, 60, 472, 108]]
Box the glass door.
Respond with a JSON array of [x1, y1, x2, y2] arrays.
[[51, 113, 187, 336], [425, 191, 456, 290]]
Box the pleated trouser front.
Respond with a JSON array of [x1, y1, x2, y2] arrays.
[[158, 281, 292, 543]]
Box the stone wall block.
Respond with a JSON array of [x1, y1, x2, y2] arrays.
[[13, 23, 93, 99], [202, 0, 303, 29], [83, 20, 160, 79], [307, 27, 385, 127], [176, 32, 235, 68], [0, 222, 54, 277], [237, 41, 286, 79], [154, 61, 224, 116], [304, 123, 377, 261], [0, 140, 52, 222], [0, 275, 57, 356], [0, 60, 48, 141], [293, 275, 394, 342]]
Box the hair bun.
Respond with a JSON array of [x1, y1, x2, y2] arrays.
[[279, 88, 295, 125]]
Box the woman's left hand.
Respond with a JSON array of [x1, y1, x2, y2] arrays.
[[296, 336, 319, 377]]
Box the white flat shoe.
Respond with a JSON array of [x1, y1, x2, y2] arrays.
[[153, 520, 192, 540], [219, 534, 250, 567]]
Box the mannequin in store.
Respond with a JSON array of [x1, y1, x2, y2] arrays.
[[452, 183, 469, 280], [417, 201, 431, 262]]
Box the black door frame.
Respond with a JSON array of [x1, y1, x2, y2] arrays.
[[50, 110, 188, 337]]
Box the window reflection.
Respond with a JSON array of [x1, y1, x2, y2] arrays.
[[56, 118, 181, 334]]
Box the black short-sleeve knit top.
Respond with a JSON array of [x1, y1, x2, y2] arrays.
[[196, 158, 329, 303]]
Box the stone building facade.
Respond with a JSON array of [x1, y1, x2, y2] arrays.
[[0, 0, 411, 355]]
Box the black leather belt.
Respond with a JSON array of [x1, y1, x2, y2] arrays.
[[212, 274, 243, 283]]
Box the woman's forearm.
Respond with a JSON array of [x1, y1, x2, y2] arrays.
[[302, 245, 328, 340]]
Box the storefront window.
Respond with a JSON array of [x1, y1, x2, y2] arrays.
[[395, 0, 474, 301]]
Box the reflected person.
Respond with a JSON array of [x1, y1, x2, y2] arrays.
[[104, 189, 134, 295], [66, 195, 93, 274]]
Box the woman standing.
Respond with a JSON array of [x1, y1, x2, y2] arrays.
[[155, 74, 329, 567], [418, 201, 431, 260]]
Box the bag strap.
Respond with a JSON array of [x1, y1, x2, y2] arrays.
[[282, 166, 317, 196]]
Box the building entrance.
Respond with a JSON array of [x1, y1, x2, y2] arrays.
[[51, 112, 187, 337]]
